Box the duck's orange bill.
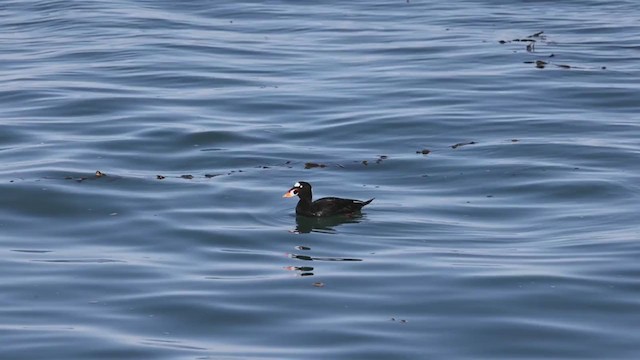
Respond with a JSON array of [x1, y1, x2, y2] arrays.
[[283, 189, 296, 198]]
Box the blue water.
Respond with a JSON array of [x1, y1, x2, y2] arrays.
[[2, 1, 640, 359]]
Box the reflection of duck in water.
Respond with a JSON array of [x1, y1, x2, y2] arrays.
[[294, 214, 364, 234], [283, 181, 373, 217]]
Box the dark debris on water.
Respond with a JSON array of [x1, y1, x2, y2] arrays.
[[305, 155, 388, 169], [499, 30, 547, 47], [304, 162, 327, 169], [451, 141, 476, 149], [499, 31, 607, 71], [62, 170, 110, 183], [390, 317, 408, 323]]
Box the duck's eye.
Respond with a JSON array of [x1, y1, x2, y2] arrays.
[[293, 190, 299, 195]]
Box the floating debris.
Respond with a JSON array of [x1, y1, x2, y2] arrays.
[[362, 160, 368, 166], [313, 282, 325, 288], [526, 42, 535, 52], [524, 60, 575, 70], [451, 141, 476, 149], [502, 31, 605, 70], [295, 245, 311, 251], [304, 162, 326, 169], [156, 175, 165, 180], [290, 254, 313, 261], [375, 155, 388, 164], [204, 174, 222, 178], [390, 318, 408, 323], [284, 266, 314, 272], [499, 31, 547, 46], [416, 149, 431, 155], [180, 175, 194, 179]]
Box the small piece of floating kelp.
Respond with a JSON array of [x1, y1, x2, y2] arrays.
[[416, 149, 431, 155], [499, 30, 547, 49], [304, 162, 327, 169], [524, 60, 585, 70], [390, 318, 409, 324], [501, 31, 607, 70], [289, 253, 363, 262], [376, 155, 388, 164], [61, 170, 112, 183], [451, 141, 476, 149]]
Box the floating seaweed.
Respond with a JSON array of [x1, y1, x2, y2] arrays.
[[502, 31, 606, 70], [304, 162, 327, 169], [390, 318, 408, 323], [498, 31, 546, 48], [451, 141, 476, 149], [524, 60, 575, 70], [375, 155, 388, 164]]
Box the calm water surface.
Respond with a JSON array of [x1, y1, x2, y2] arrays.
[[2, 1, 640, 359]]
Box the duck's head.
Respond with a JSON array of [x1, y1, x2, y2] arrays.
[[283, 181, 312, 199]]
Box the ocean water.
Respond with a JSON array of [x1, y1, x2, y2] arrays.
[[2, 1, 640, 359]]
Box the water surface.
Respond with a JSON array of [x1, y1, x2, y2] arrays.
[[2, 0, 640, 359]]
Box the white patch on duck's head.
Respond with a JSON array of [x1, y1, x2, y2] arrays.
[[294, 182, 302, 188]]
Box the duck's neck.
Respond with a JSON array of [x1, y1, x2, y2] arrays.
[[296, 192, 313, 209]]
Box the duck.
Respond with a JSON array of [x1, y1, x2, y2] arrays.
[[283, 181, 374, 217]]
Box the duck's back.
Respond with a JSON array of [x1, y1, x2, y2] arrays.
[[296, 197, 374, 217]]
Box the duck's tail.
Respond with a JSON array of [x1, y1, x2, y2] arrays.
[[361, 198, 374, 206]]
